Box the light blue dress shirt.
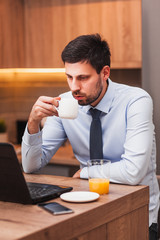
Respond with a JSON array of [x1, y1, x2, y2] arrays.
[[22, 79, 159, 226]]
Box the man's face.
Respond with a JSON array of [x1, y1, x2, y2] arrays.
[[65, 61, 109, 106]]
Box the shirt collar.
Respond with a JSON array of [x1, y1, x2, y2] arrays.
[[80, 78, 116, 114]]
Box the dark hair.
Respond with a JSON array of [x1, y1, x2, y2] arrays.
[[61, 33, 111, 74]]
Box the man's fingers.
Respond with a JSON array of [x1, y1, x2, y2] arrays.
[[39, 96, 61, 107]]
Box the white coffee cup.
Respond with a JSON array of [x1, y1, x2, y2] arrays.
[[57, 98, 78, 119]]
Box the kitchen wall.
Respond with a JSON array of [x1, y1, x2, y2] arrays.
[[142, 0, 160, 173]]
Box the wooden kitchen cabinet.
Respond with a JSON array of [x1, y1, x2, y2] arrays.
[[1, 0, 141, 69]]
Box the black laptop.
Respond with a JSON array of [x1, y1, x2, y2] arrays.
[[0, 143, 73, 204]]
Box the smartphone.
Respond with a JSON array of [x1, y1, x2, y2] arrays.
[[38, 202, 74, 215]]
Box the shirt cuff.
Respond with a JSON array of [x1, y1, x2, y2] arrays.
[[80, 167, 88, 179], [22, 124, 42, 146]]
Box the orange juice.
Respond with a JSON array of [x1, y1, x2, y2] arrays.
[[89, 178, 109, 195]]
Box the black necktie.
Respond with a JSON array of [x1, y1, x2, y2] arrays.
[[89, 108, 103, 159]]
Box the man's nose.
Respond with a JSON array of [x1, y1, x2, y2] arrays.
[[70, 79, 81, 92]]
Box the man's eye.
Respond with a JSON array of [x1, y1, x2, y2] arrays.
[[80, 76, 88, 80]]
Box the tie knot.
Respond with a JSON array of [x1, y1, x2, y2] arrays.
[[90, 108, 101, 119]]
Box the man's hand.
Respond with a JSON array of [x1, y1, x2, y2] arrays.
[[28, 96, 61, 134], [72, 169, 82, 178]]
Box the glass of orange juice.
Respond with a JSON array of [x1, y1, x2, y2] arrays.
[[87, 159, 111, 195]]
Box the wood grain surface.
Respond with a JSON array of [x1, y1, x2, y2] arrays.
[[0, 174, 149, 240], [0, 0, 142, 69]]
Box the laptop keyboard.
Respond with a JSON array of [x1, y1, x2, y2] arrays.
[[27, 182, 62, 199]]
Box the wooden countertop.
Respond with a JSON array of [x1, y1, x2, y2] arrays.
[[0, 174, 149, 240]]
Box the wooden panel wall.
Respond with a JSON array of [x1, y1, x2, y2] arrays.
[[0, 0, 141, 69], [0, 0, 25, 68]]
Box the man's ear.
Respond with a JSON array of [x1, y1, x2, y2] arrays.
[[101, 65, 110, 81]]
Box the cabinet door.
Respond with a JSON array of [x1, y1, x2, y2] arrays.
[[1, 0, 142, 69], [24, 0, 141, 69]]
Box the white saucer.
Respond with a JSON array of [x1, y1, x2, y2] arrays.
[[60, 191, 100, 203]]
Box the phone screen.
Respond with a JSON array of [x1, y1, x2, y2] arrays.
[[38, 202, 74, 215]]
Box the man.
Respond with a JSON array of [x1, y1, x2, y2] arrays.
[[22, 34, 159, 239]]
